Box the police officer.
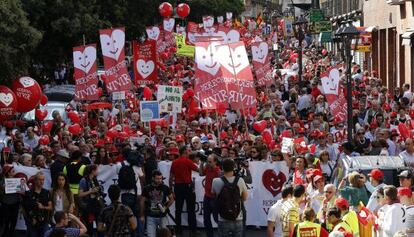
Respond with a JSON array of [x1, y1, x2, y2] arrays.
[[293, 207, 329, 237]]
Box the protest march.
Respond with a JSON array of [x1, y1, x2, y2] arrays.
[[1, 1, 414, 237]]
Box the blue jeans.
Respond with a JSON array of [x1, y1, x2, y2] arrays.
[[146, 216, 168, 237], [203, 196, 218, 237], [217, 220, 243, 237], [135, 216, 145, 237]]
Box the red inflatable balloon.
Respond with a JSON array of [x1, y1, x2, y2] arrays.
[[170, 47, 177, 54], [160, 52, 169, 60], [262, 131, 273, 145], [12, 77, 42, 113], [42, 121, 53, 133], [0, 86, 18, 120], [4, 121, 14, 129], [39, 135, 50, 145], [40, 94, 48, 106], [176, 3, 190, 18], [159, 2, 173, 17], [68, 124, 82, 135], [253, 120, 266, 133], [35, 109, 48, 121], [67, 111, 80, 124]]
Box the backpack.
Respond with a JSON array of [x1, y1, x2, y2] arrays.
[[66, 162, 84, 184], [216, 176, 241, 221], [118, 162, 136, 190]]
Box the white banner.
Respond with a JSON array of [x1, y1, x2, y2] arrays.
[[157, 85, 183, 113], [14, 161, 288, 229]]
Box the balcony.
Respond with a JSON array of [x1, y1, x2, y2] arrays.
[[386, 0, 405, 5]]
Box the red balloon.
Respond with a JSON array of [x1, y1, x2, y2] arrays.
[[176, 3, 190, 18], [143, 87, 152, 100], [159, 2, 173, 17], [12, 77, 42, 113], [67, 111, 80, 124], [39, 135, 50, 145], [160, 52, 169, 60], [106, 129, 119, 139], [253, 120, 266, 133], [42, 121, 53, 133], [322, 49, 328, 56], [68, 124, 82, 135], [170, 47, 177, 54], [262, 131, 272, 145], [4, 121, 14, 129], [40, 94, 48, 106], [0, 86, 18, 120], [35, 109, 48, 121], [168, 65, 175, 73]]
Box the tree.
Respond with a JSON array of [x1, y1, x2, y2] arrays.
[[0, 0, 42, 85]]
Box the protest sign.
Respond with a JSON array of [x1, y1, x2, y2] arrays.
[[73, 44, 99, 100], [140, 101, 160, 122], [157, 85, 183, 113], [99, 27, 132, 92], [5, 178, 27, 194], [133, 40, 158, 85]]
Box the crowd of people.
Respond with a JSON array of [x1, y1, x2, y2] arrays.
[[1, 26, 414, 237]]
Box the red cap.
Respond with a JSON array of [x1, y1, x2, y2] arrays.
[[368, 169, 384, 180], [398, 187, 413, 198], [313, 175, 324, 183], [335, 197, 350, 210], [297, 127, 306, 134], [176, 135, 185, 142], [168, 147, 179, 156], [390, 111, 398, 118]]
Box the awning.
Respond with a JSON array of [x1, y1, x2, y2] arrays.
[[365, 26, 379, 32], [402, 31, 414, 46]]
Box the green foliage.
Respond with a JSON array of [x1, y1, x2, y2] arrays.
[[0, 0, 42, 85], [1, 0, 244, 83]]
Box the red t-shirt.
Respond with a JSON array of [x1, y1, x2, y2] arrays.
[[204, 166, 221, 198], [171, 157, 198, 184]]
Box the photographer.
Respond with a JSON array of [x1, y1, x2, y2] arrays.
[[79, 164, 105, 237], [199, 154, 221, 237], [233, 155, 252, 237], [141, 170, 174, 237]]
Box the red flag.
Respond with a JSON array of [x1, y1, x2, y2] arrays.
[[99, 27, 132, 93], [251, 41, 273, 86], [133, 40, 157, 86], [73, 44, 99, 100]]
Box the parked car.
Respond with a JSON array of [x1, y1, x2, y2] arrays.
[[334, 155, 408, 187]]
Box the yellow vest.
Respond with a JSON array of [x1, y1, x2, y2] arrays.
[[333, 221, 353, 233], [296, 221, 321, 237], [343, 211, 359, 237]]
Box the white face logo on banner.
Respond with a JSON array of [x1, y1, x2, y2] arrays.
[[215, 30, 240, 44], [163, 18, 175, 32], [187, 32, 197, 44], [217, 16, 224, 24], [226, 12, 233, 20], [100, 29, 125, 61], [146, 26, 160, 41], [251, 42, 268, 64], [19, 77, 35, 88], [321, 68, 340, 95], [195, 43, 221, 76], [0, 93, 13, 106], [73, 46, 96, 73], [136, 60, 155, 79], [203, 16, 214, 28], [217, 45, 250, 75]]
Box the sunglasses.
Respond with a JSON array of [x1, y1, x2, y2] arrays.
[[324, 191, 333, 194]]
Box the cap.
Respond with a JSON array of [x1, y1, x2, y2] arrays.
[[398, 170, 413, 179], [168, 147, 179, 156], [335, 197, 350, 210], [313, 175, 324, 183], [175, 135, 184, 142], [56, 149, 70, 159], [398, 187, 413, 198], [368, 169, 384, 181], [390, 111, 398, 118], [200, 136, 209, 144], [2, 165, 14, 175]]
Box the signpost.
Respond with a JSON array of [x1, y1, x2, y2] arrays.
[[310, 9, 324, 23], [310, 21, 332, 34]]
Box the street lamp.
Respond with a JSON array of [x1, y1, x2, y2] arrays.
[[292, 17, 307, 82], [335, 21, 359, 142]]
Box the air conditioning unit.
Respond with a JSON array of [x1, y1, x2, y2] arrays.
[[386, 0, 405, 5]]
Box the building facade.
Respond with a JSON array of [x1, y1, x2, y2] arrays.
[[364, 0, 414, 90]]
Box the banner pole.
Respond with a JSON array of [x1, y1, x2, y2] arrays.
[[215, 110, 220, 145], [83, 34, 86, 46]]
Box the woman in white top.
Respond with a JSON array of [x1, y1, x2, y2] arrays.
[[51, 172, 74, 214]]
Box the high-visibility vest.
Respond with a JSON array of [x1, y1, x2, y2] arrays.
[[333, 221, 353, 233], [296, 221, 321, 237], [343, 211, 359, 237]]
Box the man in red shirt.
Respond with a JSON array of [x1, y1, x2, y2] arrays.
[[199, 154, 221, 237], [169, 146, 199, 235]]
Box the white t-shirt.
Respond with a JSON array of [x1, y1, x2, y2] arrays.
[[403, 91, 413, 101], [400, 150, 414, 167], [267, 199, 284, 237]]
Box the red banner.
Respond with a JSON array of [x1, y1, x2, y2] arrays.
[[321, 66, 347, 121], [133, 40, 157, 85], [194, 41, 257, 110], [73, 44, 99, 100], [186, 21, 199, 45], [251, 41, 273, 87], [99, 27, 132, 93]]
